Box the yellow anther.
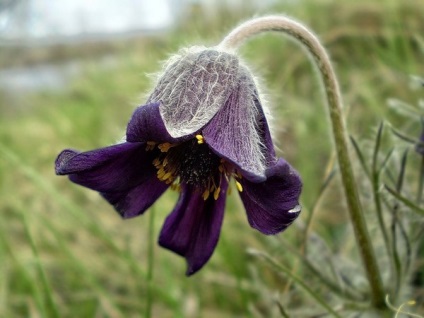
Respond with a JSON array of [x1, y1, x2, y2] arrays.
[[163, 172, 172, 181], [235, 180, 243, 192], [157, 168, 166, 179], [163, 157, 168, 167], [152, 158, 160, 167], [202, 189, 210, 200], [195, 134, 204, 144], [158, 142, 172, 152], [145, 141, 156, 151], [213, 187, 220, 200]]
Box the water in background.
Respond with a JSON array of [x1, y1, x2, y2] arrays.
[[0, 0, 182, 94], [0, 0, 179, 44], [0, 0, 277, 95]]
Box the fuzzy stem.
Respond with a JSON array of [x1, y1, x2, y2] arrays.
[[219, 16, 386, 309]]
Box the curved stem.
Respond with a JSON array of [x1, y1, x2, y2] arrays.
[[219, 15, 386, 309]]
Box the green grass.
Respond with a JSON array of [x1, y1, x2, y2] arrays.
[[1, 0, 424, 316]]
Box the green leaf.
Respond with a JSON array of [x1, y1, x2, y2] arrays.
[[350, 136, 370, 178], [390, 126, 422, 146], [387, 98, 422, 119], [248, 249, 345, 318], [385, 186, 424, 216]]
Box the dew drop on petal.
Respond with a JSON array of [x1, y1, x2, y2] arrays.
[[288, 205, 301, 214]]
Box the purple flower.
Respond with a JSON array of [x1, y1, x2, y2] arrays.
[[55, 48, 302, 275]]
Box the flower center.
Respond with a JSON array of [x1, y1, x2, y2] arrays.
[[169, 139, 221, 187], [148, 135, 243, 200]]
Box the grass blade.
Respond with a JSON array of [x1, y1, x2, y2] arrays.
[[20, 207, 61, 318], [145, 206, 156, 318]]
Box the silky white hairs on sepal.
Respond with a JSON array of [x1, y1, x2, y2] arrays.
[[147, 46, 274, 176], [202, 64, 269, 178], [147, 46, 240, 138]]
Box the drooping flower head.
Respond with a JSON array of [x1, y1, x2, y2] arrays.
[[55, 47, 302, 275]]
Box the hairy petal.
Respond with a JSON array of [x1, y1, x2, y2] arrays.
[[148, 48, 239, 138], [55, 142, 168, 218], [203, 66, 274, 182], [239, 158, 302, 234], [158, 180, 228, 275]]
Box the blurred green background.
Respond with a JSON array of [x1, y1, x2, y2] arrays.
[[0, 0, 423, 317]]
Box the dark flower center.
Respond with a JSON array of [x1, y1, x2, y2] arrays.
[[164, 139, 221, 187], [176, 140, 220, 188], [148, 136, 220, 199], [148, 135, 243, 200]]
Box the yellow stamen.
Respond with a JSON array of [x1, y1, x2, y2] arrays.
[[157, 168, 166, 179], [152, 158, 160, 167], [158, 142, 172, 152], [162, 172, 172, 181], [235, 180, 243, 192], [195, 134, 204, 144], [202, 189, 210, 200], [163, 157, 168, 167], [213, 187, 220, 200], [145, 141, 156, 151]]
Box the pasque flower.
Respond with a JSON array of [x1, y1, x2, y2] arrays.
[[55, 47, 302, 275]]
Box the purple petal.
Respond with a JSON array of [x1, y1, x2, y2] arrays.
[[239, 158, 302, 235], [203, 66, 274, 182], [55, 142, 168, 218], [158, 180, 229, 275], [126, 102, 190, 143], [148, 48, 239, 138]]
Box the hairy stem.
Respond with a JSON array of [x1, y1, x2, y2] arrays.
[[219, 16, 386, 308]]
